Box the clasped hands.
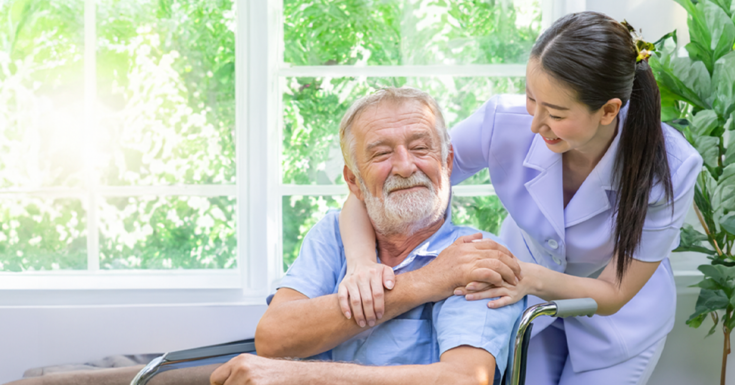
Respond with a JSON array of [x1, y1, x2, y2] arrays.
[[338, 233, 531, 327]]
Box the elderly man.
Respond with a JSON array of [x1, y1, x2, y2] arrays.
[[212, 87, 524, 385]]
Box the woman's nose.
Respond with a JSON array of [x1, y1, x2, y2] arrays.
[[391, 147, 417, 178], [530, 109, 544, 134]]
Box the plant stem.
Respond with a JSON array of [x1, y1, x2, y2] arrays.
[[723, 324, 731, 385], [694, 203, 724, 256]]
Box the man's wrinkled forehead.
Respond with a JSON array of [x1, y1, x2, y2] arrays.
[[352, 99, 437, 144]]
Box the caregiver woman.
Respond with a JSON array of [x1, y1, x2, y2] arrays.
[[336, 11, 703, 385]]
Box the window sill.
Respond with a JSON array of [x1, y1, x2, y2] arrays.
[[0, 269, 242, 290]]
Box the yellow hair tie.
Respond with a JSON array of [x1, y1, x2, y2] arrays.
[[621, 20, 655, 63]]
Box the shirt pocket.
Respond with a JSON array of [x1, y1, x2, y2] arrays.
[[338, 319, 435, 366]]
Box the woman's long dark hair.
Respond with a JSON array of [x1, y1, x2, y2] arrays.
[[531, 12, 673, 282]]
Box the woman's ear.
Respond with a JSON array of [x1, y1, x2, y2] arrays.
[[343, 165, 364, 201], [600, 98, 623, 126]]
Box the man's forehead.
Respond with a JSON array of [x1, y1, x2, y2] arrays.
[[353, 99, 436, 139]]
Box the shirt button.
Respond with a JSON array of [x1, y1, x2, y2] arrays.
[[547, 239, 559, 249], [552, 256, 562, 265]]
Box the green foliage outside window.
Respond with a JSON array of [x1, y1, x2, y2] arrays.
[[1, 0, 540, 272]]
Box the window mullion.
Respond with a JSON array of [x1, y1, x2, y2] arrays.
[[84, 0, 99, 272]]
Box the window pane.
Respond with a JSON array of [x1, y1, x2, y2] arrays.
[[0, 1, 86, 188], [98, 195, 237, 269], [451, 195, 507, 235], [284, 0, 541, 66], [282, 195, 346, 269], [0, 197, 87, 272], [282, 76, 524, 185], [96, 0, 236, 186]]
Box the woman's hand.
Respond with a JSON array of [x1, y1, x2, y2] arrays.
[[338, 261, 396, 328], [455, 260, 536, 308]]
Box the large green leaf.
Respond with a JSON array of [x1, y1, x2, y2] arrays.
[[710, 0, 734, 16], [650, 54, 712, 109], [713, 51, 735, 118], [705, 0, 735, 63], [695, 135, 721, 167], [713, 164, 735, 211], [700, 264, 735, 286], [676, 223, 715, 254], [692, 109, 721, 136], [721, 214, 735, 235], [725, 117, 735, 166], [687, 288, 730, 328]]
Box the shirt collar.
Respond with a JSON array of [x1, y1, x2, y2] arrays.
[[386, 196, 457, 271]]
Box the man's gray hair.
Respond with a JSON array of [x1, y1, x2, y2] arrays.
[[338, 87, 450, 173]]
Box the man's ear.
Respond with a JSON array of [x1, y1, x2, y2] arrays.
[[446, 143, 454, 175], [343, 165, 364, 201], [600, 98, 622, 126]]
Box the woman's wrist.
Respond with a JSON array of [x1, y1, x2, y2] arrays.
[[520, 261, 545, 298]]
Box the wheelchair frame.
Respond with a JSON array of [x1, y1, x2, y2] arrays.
[[131, 298, 597, 385]]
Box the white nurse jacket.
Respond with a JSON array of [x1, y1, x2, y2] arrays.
[[449, 94, 702, 372]]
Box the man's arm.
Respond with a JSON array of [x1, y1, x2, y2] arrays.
[[211, 346, 495, 385], [255, 269, 437, 358], [257, 233, 519, 359]]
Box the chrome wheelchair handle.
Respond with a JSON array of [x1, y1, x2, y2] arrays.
[[508, 298, 598, 385], [130, 356, 164, 385]]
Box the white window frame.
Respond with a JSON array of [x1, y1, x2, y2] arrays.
[[0, 0, 266, 301]]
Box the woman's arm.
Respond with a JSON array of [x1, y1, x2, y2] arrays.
[[338, 193, 395, 326], [459, 257, 660, 316]]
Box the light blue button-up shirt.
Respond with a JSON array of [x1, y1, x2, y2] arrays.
[[269, 208, 525, 382]]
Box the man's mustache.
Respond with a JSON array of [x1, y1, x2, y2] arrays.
[[383, 171, 433, 195]]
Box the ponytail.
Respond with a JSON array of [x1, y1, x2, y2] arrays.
[[531, 12, 674, 282], [612, 61, 673, 281]]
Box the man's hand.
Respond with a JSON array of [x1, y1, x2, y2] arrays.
[[210, 354, 291, 385]]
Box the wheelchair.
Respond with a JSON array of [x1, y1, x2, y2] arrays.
[[131, 298, 597, 385]]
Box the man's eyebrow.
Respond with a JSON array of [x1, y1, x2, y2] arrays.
[[365, 131, 433, 152], [525, 87, 570, 111], [366, 139, 390, 153]]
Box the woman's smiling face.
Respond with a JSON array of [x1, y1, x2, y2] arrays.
[[525, 58, 619, 157]]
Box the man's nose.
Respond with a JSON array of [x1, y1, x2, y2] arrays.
[[391, 146, 417, 178]]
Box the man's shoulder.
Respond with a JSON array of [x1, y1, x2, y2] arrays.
[[303, 209, 343, 246], [446, 222, 505, 246]]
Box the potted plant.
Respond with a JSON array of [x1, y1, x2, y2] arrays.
[[649, 0, 735, 384]]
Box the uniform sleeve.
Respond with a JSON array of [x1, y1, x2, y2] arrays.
[[432, 295, 525, 378], [634, 149, 703, 262], [269, 211, 344, 303], [449, 96, 499, 185]]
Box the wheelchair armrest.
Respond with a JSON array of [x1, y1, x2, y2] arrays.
[[131, 339, 256, 385]]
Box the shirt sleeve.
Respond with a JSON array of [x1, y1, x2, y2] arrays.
[[269, 211, 345, 303], [432, 295, 525, 378], [449, 96, 499, 185], [634, 139, 704, 262]]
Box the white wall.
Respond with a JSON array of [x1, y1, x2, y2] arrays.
[[0, 304, 266, 383]]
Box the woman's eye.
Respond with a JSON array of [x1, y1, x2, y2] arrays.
[[549, 115, 562, 120]]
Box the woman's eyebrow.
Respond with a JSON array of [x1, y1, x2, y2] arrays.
[[541, 101, 570, 111]]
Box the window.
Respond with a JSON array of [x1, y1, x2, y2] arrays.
[[0, 0, 240, 289], [0, 0, 550, 293], [275, 0, 544, 271]]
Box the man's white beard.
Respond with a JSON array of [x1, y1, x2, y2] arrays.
[[358, 169, 450, 236]]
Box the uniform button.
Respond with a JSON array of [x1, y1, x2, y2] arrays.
[[552, 256, 562, 265], [547, 239, 559, 249]]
